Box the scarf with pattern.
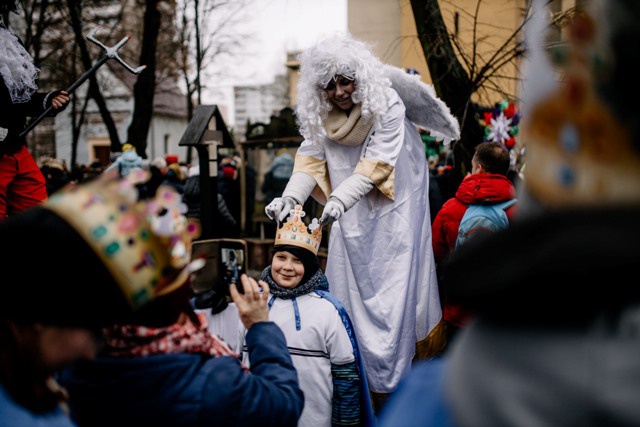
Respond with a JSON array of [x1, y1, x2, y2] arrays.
[[324, 102, 374, 146], [102, 312, 243, 365], [260, 266, 329, 299]]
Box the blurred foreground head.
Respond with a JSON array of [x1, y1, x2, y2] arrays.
[[521, 0, 640, 211], [0, 170, 202, 329], [442, 0, 640, 320]]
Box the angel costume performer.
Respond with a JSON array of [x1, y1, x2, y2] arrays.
[[265, 33, 460, 394]]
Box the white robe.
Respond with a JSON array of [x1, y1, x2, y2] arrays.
[[294, 89, 442, 393]]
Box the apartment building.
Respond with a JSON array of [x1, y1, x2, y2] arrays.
[[233, 74, 289, 142]]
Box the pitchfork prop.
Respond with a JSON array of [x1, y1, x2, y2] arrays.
[[20, 27, 147, 137]]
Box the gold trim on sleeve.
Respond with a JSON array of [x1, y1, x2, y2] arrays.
[[293, 154, 332, 205], [354, 157, 395, 200]]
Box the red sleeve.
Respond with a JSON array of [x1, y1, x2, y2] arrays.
[[432, 198, 467, 262], [505, 203, 518, 223]]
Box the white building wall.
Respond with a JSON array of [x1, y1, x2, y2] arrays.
[[146, 115, 189, 162], [54, 67, 188, 166]]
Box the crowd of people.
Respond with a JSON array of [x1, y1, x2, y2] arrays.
[[3, 0, 640, 425]]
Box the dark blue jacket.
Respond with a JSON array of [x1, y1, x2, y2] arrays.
[[58, 322, 303, 427]]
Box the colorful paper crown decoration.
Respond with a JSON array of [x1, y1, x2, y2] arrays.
[[482, 99, 520, 150], [43, 169, 203, 310], [522, 3, 640, 207], [275, 204, 322, 256]]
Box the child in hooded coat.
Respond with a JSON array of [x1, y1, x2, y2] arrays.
[[238, 205, 374, 427]]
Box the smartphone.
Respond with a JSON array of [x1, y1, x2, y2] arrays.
[[190, 238, 248, 297]]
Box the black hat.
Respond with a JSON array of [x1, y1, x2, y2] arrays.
[[0, 207, 131, 328]]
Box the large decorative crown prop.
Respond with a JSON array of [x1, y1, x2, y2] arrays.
[[522, 3, 640, 206], [275, 205, 322, 255], [43, 169, 203, 310]]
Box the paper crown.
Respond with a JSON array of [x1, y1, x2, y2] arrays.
[[522, 3, 640, 207], [275, 204, 322, 255], [43, 169, 203, 310]]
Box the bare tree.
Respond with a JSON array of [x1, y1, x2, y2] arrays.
[[122, 0, 161, 156], [410, 0, 531, 181], [10, 0, 127, 164], [66, 0, 123, 156], [410, 0, 586, 183], [175, 0, 254, 118]]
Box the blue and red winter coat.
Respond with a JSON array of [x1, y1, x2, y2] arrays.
[[431, 173, 517, 327], [58, 322, 304, 427]]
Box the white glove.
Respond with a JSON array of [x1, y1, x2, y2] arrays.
[[265, 172, 317, 222], [265, 196, 297, 222], [319, 197, 345, 225]]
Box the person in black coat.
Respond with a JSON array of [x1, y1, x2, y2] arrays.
[[0, 1, 69, 219], [184, 165, 237, 232]]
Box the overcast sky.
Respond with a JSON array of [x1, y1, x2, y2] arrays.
[[203, 0, 348, 123]]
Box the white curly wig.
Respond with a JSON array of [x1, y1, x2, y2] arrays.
[[295, 32, 392, 142]]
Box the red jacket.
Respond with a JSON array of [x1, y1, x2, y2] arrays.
[[432, 173, 517, 326]]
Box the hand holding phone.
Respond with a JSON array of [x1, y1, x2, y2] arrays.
[[230, 274, 270, 329], [191, 239, 249, 299]]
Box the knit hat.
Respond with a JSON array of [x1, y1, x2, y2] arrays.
[[0, 170, 203, 328], [165, 154, 179, 165]]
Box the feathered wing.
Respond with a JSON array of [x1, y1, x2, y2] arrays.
[[383, 64, 461, 144], [519, 0, 557, 119]]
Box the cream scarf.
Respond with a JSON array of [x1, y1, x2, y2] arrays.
[[323, 103, 374, 146]]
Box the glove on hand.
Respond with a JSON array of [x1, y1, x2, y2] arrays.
[[319, 198, 345, 225], [266, 172, 316, 222], [265, 196, 297, 223]]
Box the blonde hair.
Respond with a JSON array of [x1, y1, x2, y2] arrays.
[[167, 163, 184, 181], [295, 32, 391, 143]]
